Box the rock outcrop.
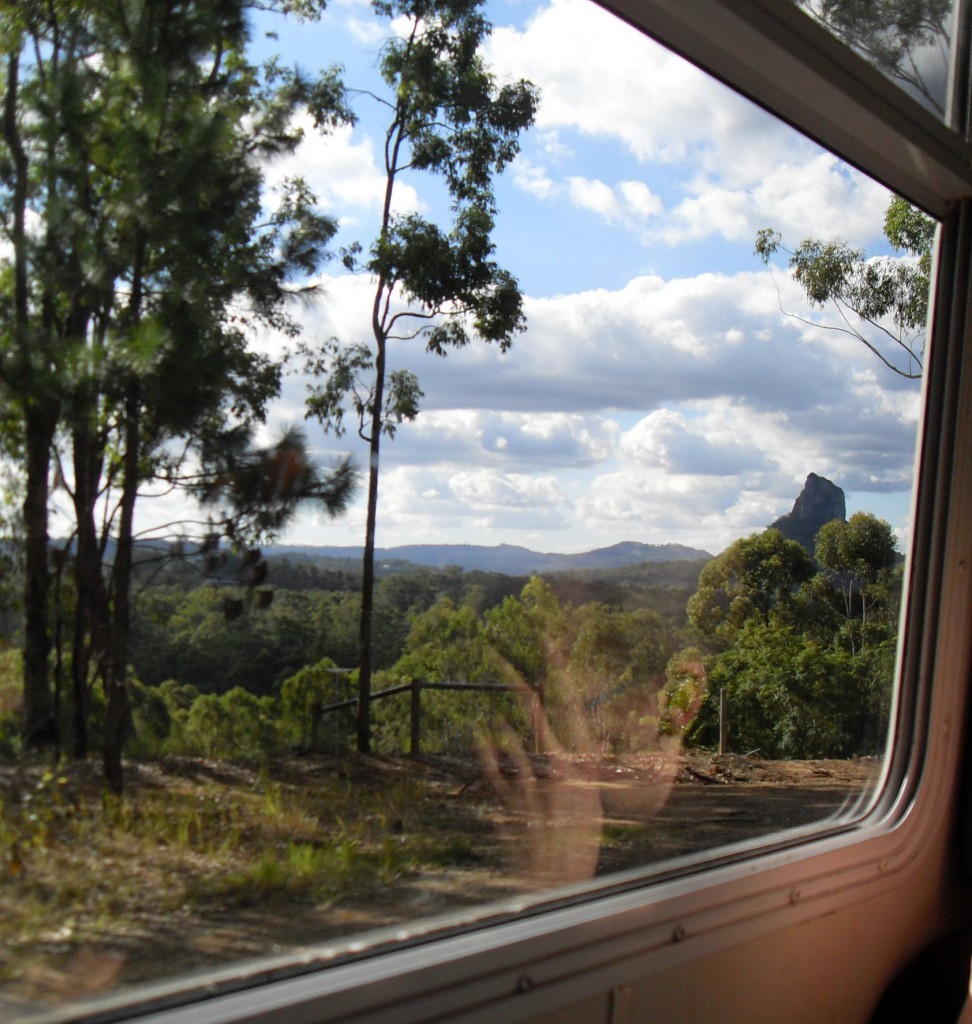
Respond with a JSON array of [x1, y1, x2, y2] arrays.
[[769, 473, 846, 552]]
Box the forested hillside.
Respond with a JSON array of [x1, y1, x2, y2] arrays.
[[0, 502, 903, 765], [123, 554, 705, 695]]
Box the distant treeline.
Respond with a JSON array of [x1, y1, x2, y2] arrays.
[[125, 556, 707, 696], [0, 515, 901, 764]]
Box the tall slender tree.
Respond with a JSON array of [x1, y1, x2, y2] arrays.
[[304, 0, 538, 752], [0, 0, 354, 785], [0, 3, 98, 747]]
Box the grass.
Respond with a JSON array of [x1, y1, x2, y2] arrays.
[[0, 753, 501, 1000], [0, 749, 873, 1007]]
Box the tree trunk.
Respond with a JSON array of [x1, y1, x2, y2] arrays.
[[4, 51, 59, 749], [21, 404, 58, 748], [103, 381, 139, 792], [356, 335, 387, 754], [70, 403, 111, 760]]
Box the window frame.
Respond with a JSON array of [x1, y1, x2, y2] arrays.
[[53, 3, 972, 1022]]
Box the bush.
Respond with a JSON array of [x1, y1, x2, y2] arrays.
[[183, 687, 279, 761], [279, 657, 352, 752], [0, 647, 22, 759]]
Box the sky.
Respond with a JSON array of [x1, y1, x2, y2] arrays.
[[145, 0, 927, 557]]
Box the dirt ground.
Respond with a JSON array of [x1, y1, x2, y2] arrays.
[[0, 751, 877, 1017]]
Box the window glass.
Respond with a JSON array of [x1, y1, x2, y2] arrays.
[[0, 0, 928, 1017], [794, 0, 957, 118]]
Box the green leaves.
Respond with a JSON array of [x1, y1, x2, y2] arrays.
[[687, 529, 814, 640], [685, 512, 901, 757], [304, 340, 424, 442], [815, 512, 898, 581], [755, 196, 932, 379], [195, 425, 358, 544]]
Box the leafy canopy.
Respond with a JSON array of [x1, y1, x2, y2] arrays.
[[304, 0, 540, 440], [755, 196, 934, 379]]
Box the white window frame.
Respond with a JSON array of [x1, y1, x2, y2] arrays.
[[57, 4, 972, 1022]]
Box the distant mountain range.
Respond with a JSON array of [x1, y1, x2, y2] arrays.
[[265, 540, 712, 575], [264, 473, 846, 575]]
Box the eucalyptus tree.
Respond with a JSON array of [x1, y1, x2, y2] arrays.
[[814, 511, 899, 653], [686, 529, 816, 644], [755, 196, 934, 379], [0, 0, 353, 785], [304, 0, 538, 752]]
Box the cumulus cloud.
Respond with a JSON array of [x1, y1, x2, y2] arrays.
[[157, 0, 923, 556], [486, 0, 781, 165], [262, 118, 421, 222], [266, 255, 922, 553], [485, 0, 891, 252]]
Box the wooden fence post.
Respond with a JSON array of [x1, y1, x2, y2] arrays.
[[410, 678, 421, 757], [719, 687, 728, 755]]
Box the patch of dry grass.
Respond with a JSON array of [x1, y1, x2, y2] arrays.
[[0, 754, 493, 1005]]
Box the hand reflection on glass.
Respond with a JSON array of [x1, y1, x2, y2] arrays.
[[478, 674, 685, 887]]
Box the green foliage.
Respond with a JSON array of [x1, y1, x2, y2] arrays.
[[0, 647, 21, 758], [373, 597, 517, 753], [484, 576, 564, 685], [654, 647, 709, 740], [195, 426, 358, 546], [687, 529, 814, 642], [305, 341, 425, 441], [9, 520, 895, 768], [693, 622, 874, 758], [815, 512, 900, 653], [755, 195, 932, 378], [279, 657, 350, 751], [128, 677, 173, 757], [155, 679, 200, 753], [816, 512, 897, 580], [131, 586, 323, 695], [682, 512, 900, 758], [0, 0, 358, 773], [183, 687, 279, 762]]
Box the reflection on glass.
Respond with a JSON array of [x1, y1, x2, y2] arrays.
[[0, 0, 927, 1018], [796, 0, 956, 117]]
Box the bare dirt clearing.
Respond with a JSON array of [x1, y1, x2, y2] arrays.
[[0, 751, 876, 1015]]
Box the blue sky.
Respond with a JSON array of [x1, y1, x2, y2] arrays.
[[153, 0, 924, 556]]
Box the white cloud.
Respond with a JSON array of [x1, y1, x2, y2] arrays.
[[567, 177, 620, 219], [373, 409, 617, 470], [488, 0, 890, 252], [563, 177, 663, 233], [619, 180, 664, 219], [487, 0, 780, 166], [344, 13, 387, 46], [513, 156, 558, 200], [263, 258, 921, 552], [168, 0, 923, 556], [262, 119, 421, 219], [449, 470, 568, 511]]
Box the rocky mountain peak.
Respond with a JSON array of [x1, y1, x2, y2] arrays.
[[769, 473, 846, 552]]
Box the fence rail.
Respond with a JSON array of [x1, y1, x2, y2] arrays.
[[318, 678, 545, 755]]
